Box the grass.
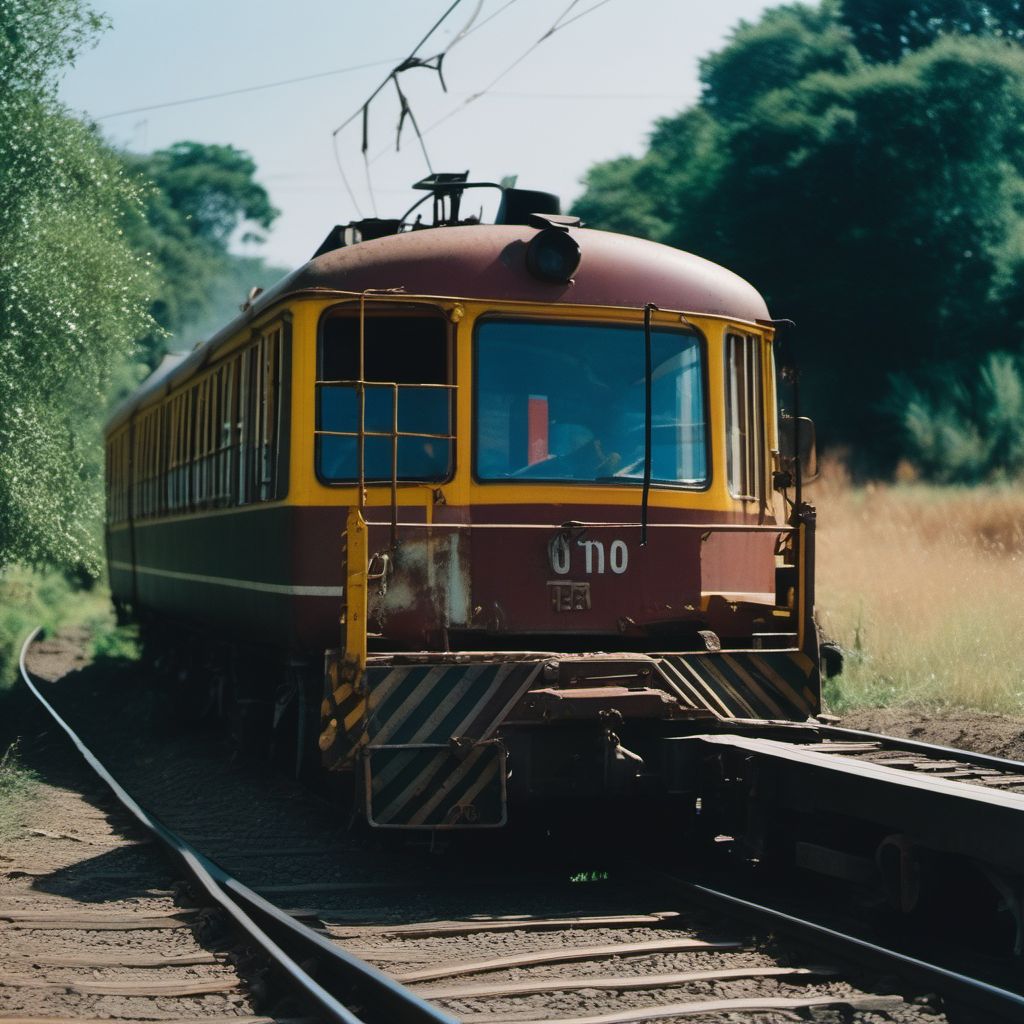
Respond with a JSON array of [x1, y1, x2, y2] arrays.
[[0, 566, 133, 693], [815, 460, 1024, 715], [0, 570, 133, 836], [0, 740, 38, 838], [90, 621, 140, 662]]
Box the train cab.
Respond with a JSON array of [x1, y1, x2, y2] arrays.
[[105, 174, 820, 829]]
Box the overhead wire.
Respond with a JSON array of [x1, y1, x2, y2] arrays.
[[94, 57, 399, 120], [330, 0, 466, 138], [443, 0, 487, 54], [455, 0, 522, 42], [330, 0, 472, 216], [331, 0, 617, 214], [365, 0, 617, 166], [420, 0, 616, 138]]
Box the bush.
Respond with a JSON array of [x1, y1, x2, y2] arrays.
[[891, 351, 1024, 483], [0, 0, 154, 573], [0, 566, 123, 690], [0, 739, 37, 837]]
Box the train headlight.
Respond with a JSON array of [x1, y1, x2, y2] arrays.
[[526, 227, 581, 283]]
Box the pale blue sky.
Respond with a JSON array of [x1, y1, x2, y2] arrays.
[[60, 0, 776, 268]]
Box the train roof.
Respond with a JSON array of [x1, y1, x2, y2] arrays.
[[105, 224, 770, 433]]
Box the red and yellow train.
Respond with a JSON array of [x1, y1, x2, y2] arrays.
[[105, 174, 819, 829]]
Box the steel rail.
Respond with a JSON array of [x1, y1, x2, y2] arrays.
[[17, 628, 456, 1024], [729, 717, 1024, 775], [657, 871, 1024, 1023], [812, 721, 1024, 774]]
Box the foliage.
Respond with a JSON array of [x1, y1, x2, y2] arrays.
[[701, 2, 863, 120], [122, 143, 281, 369], [0, 740, 37, 838], [0, 566, 123, 691], [139, 142, 278, 248], [839, 0, 1024, 63], [892, 351, 1024, 481], [170, 253, 290, 350], [0, 0, 284, 587], [574, 1, 1024, 476], [0, 0, 154, 572], [0, 0, 105, 91], [91, 620, 139, 661]]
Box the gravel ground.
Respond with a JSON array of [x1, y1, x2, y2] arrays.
[[0, 663, 262, 1021], [6, 630, 962, 1023]]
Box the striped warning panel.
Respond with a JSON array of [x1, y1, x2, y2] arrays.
[[365, 742, 506, 828], [657, 650, 819, 721], [319, 655, 544, 774], [363, 660, 544, 746]]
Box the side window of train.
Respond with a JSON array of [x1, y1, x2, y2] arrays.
[[153, 316, 291, 516], [316, 308, 452, 483], [168, 390, 191, 512], [132, 407, 162, 518], [235, 319, 290, 505], [725, 332, 766, 503]]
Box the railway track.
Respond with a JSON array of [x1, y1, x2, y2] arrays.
[[12, 629, 449, 1024], [674, 723, 1024, 961], [13, 629, 1024, 1024]]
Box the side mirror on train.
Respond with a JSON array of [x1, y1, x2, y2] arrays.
[[778, 415, 819, 485]]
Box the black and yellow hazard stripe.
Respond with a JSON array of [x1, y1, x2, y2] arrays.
[[365, 742, 506, 827], [658, 650, 819, 721], [363, 660, 543, 745], [319, 654, 542, 783], [319, 650, 368, 769]]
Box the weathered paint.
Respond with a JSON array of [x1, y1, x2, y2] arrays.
[[109, 502, 793, 653]]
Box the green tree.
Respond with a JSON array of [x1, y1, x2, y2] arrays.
[[701, 2, 862, 120], [575, 2, 1024, 473], [892, 352, 1024, 480], [839, 0, 1024, 63], [0, 0, 153, 571], [121, 142, 281, 369], [139, 142, 278, 247]]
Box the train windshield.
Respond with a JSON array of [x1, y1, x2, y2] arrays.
[[475, 319, 707, 485]]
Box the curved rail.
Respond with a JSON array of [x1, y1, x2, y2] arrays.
[[657, 872, 1024, 1022], [18, 628, 456, 1024]]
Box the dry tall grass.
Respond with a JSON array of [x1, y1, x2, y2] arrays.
[[814, 460, 1024, 713]]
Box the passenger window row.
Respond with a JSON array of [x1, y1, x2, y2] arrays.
[[105, 320, 287, 524]]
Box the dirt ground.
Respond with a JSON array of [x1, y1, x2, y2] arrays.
[[0, 632, 260, 1021], [840, 707, 1024, 761]]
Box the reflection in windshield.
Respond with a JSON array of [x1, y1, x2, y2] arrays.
[[475, 320, 706, 485]]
